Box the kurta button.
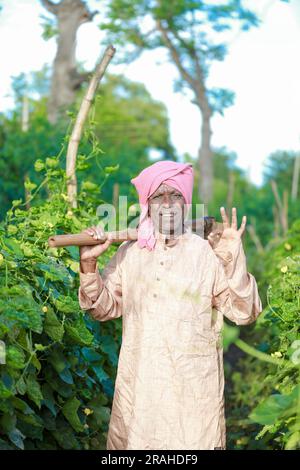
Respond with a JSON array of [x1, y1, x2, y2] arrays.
[[157, 277, 160, 281], [153, 293, 157, 298], [160, 261, 164, 265]]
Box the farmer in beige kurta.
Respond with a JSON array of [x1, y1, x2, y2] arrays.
[[78, 161, 262, 450]]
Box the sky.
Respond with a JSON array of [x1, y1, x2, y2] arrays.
[[0, 0, 300, 186]]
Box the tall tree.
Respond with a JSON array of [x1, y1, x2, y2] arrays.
[[40, 0, 96, 123], [98, 0, 259, 207]]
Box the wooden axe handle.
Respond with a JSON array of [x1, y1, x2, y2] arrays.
[[48, 217, 223, 248]]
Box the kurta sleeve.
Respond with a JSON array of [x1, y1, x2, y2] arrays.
[[78, 243, 125, 322], [211, 238, 263, 325]]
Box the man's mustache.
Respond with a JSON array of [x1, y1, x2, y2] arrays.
[[159, 212, 181, 217]]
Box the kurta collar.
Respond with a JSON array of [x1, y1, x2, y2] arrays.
[[154, 224, 192, 248]]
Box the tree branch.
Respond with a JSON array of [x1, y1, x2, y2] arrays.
[[40, 0, 59, 15], [156, 19, 196, 91], [79, 8, 98, 26], [70, 70, 91, 90], [156, 19, 210, 114]]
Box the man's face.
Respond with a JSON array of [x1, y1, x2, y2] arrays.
[[148, 183, 186, 236]]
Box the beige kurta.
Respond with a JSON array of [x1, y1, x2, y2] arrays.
[[78, 227, 262, 450]]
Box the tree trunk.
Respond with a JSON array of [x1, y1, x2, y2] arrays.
[[21, 95, 29, 132], [41, 0, 95, 123], [197, 108, 213, 211]]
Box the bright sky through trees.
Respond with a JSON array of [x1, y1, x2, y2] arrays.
[[0, 0, 300, 185]]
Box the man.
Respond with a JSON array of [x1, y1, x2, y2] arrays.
[[78, 160, 262, 450]]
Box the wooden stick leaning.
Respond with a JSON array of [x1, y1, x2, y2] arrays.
[[48, 217, 224, 248], [66, 45, 116, 209]]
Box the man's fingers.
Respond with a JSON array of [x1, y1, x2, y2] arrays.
[[220, 207, 230, 229], [95, 226, 105, 240], [84, 225, 105, 240], [83, 227, 94, 235], [238, 215, 247, 235], [83, 226, 110, 242], [92, 226, 99, 239], [231, 207, 237, 230], [86, 226, 96, 238]]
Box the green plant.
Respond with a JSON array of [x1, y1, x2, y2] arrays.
[[0, 146, 122, 449], [226, 219, 300, 450]]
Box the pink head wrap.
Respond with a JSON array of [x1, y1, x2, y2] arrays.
[[130, 160, 194, 251]]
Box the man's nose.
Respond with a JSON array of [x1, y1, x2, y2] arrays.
[[162, 193, 171, 206]]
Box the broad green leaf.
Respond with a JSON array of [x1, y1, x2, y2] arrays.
[[250, 393, 295, 425], [99, 335, 119, 366], [44, 308, 64, 341], [37, 262, 71, 284], [285, 431, 300, 450], [17, 413, 44, 441], [3, 238, 24, 258], [59, 368, 74, 385], [0, 382, 13, 399], [51, 420, 81, 450], [31, 353, 42, 372], [53, 296, 79, 314], [92, 365, 110, 385], [0, 412, 16, 433], [15, 376, 26, 395], [6, 345, 26, 369], [65, 317, 93, 346], [44, 368, 74, 398], [222, 322, 240, 352], [81, 347, 102, 363], [11, 397, 34, 415], [62, 397, 84, 433], [41, 384, 57, 417], [48, 349, 68, 374], [8, 428, 25, 449], [25, 374, 43, 409]]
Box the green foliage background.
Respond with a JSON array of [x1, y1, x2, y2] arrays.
[[226, 219, 300, 450], [0, 150, 123, 449]]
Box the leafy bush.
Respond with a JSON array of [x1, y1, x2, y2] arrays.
[[226, 219, 300, 450], [0, 151, 122, 449]]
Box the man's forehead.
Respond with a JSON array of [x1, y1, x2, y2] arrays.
[[151, 183, 180, 196]]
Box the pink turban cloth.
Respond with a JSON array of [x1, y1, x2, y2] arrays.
[[130, 160, 194, 251]]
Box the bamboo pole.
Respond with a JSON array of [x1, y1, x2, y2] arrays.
[[66, 45, 116, 208]]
